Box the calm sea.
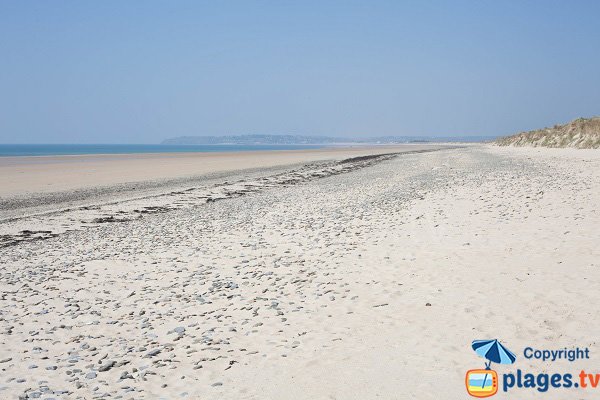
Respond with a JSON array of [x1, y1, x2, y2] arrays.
[[0, 144, 325, 157]]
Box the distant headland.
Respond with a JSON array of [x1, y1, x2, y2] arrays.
[[161, 134, 493, 145]]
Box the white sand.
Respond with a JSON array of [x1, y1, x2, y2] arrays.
[[1, 145, 599, 399]]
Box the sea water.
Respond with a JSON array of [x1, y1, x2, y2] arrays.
[[0, 144, 325, 157]]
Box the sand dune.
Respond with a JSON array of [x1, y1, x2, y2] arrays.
[[496, 116, 600, 148]]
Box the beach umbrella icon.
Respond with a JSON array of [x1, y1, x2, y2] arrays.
[[472, 339, 516, 368], [471, 339, 516, 390]]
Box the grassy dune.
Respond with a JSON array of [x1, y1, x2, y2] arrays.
[[497, 117, 600, 148]]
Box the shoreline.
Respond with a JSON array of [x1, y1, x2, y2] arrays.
[[0, 144, 446, 198], [0, 142, 482, 159], [0, 143, 438, 160], [0, 147, 449, 247]]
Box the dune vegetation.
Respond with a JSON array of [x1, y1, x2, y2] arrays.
[[497, 117, 600, 149]]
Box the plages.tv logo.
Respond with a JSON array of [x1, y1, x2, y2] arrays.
[[466, 339, 517, 398]]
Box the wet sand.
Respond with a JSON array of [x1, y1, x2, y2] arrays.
[[0, 145, 437, 197]]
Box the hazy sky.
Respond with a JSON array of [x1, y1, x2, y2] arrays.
[[1, 1, 599, 144]]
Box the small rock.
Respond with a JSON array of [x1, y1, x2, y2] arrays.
[[145, 348, 161, 358], [86, 372, 97, 379], [98, 360, 116, 372]]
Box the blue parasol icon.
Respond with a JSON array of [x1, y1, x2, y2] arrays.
[[471, 339, 516, 389]]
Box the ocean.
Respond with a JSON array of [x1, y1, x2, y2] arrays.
[[0, 144, 326, 157]]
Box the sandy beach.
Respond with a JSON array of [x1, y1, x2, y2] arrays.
[[1, 144, 599, 399], [0, 145, 433, 198]]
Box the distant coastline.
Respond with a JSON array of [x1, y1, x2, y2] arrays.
[[162, 134, 495, 145]]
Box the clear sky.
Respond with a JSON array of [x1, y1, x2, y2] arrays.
[[1, 1, 599, 144]]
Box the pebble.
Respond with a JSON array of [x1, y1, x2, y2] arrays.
[[98, 360, 116, 372]]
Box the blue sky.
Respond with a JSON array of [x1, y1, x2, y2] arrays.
[[1, 1, 599, 143]]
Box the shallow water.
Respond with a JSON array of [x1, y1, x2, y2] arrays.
[[0, 144, 325, 157]]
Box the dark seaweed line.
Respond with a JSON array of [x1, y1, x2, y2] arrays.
[[0, 147, 451, 249]]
